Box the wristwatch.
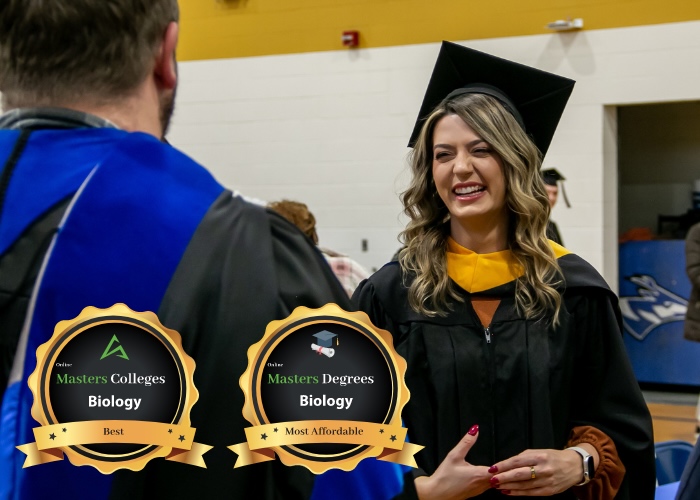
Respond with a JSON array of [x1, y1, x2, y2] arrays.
[[567, 446, 595, 485]]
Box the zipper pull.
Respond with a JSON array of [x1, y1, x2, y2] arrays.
[[484, 327, 491, 344]]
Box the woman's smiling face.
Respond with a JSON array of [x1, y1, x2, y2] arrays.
[[431, 114, 508, 232]]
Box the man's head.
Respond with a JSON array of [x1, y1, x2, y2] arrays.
[[0, 0, 179, 133], [543, 183, 559, 209]]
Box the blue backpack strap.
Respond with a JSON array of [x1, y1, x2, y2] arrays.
[[0, 132, 223, 499]]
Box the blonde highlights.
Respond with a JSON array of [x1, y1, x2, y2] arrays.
[[400, 93, 563, 322]]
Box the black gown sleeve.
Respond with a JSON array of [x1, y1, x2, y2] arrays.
[[567, 289, 655, 500], [352, 274, 397, 333], [109, 192, 350, 500]]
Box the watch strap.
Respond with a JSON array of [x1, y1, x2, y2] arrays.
[[567, 446, 593, 485]]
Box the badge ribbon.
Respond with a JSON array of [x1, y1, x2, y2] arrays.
[[18, 421, 210, 468], [229, 420, 422, 468]]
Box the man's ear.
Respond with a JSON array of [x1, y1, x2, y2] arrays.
[[154, 22, 178, 90]]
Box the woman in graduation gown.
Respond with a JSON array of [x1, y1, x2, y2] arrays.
[[353, 42, 655, 499]]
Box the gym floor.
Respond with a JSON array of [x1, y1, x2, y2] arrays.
[[645, 391, 698, 443]]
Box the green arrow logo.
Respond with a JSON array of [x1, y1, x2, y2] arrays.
[[100, 334, 129, 361]]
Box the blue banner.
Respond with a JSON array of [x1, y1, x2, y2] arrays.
[[619, 240, 700, 386]]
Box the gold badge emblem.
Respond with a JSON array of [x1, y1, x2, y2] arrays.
[[18, 304, 211, 473], [233, 304, 422, 473]]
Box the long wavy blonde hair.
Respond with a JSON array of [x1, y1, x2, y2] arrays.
[[399, 93, 563, 322]]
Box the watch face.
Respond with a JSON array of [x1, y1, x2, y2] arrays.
[[585, 455, 595, 478]]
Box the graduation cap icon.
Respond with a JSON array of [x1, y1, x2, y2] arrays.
[[408, 41, 575, 157], [312, 331, 338, 348]]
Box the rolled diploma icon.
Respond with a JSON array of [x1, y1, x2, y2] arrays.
[[311, 343, 335, 358]]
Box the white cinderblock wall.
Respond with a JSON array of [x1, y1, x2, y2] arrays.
[[169, 21, 700, 288]]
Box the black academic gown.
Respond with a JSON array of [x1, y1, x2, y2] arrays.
[[352, 255, 655, 499], [546, 220, 563, 246]]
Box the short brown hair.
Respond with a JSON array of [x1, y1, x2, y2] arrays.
[[268, 200, 319, 244], [0, 0, 179, 108]]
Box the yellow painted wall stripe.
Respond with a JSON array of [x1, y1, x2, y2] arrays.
[[178, 0, 700, 61]]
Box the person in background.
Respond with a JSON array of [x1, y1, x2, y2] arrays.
[[0, 1, 407, 499], [684, 222, 700, 438], [353, 42, 655, 499], [541, 168, 569, 246], [675, 437, 700, 499], [268, 200, 370, 298]]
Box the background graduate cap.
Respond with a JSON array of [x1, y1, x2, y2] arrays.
[[541, 168, 565, 186], [541, 168, 570, 207], [408, 41, 576, 157]]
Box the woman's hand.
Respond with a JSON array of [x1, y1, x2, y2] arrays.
[[415, 424, 492, 500], [488, 447, 595, 496]]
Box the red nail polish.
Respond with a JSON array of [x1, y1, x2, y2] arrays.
[[500, 490, 511, 495], [468, 424, 479, 436], [488, 465, 498, 473], [489, 476, 499, 486]]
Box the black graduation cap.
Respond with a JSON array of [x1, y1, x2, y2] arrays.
[[541, 168, 570, 207], [312, 331, 337, 348], [541, 168, 565, 186], [408, 41, 575, 157]]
